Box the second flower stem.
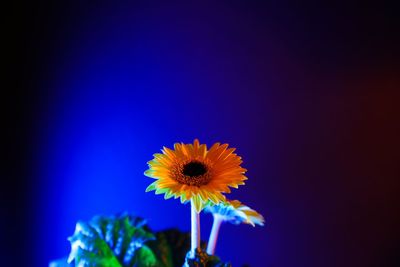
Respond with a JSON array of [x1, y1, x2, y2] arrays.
[[206, 214, 223, 255], [190, 199, 201, 258]]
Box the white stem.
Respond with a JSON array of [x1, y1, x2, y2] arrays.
[[190, 200, 201, 258], [206, 214, 223, 255]]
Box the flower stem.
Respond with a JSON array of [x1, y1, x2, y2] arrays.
[[206, 214, 223, 255], [190, 199, 201, 258]]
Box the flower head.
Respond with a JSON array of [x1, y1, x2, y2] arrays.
[[205, 199, 264, 226], [145, 139, 247, 212]]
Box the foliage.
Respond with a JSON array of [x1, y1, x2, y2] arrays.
[[50, 214, 231, 267], [67, 213, 157, 267]]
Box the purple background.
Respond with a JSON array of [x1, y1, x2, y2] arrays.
[[3, 1, 400, 267]]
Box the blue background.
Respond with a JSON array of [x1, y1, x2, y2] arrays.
[[4, 1, 399, 267]]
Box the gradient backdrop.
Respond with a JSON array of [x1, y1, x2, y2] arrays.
[[4, 1, 400, 267]]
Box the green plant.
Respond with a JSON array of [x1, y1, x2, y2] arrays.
[[51, 213, 230, 267]]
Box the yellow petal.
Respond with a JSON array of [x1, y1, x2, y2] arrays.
[[192, 195, 203, 213], [144, 170, 159, 179], [145, 182, 157, 192], [164, 190, 174, 199]]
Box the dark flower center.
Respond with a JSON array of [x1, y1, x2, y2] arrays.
[[182, 161, 207, 177], [172, 160, 211, 186]]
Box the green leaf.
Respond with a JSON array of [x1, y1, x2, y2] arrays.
[[147, 228, 208, 267], [147, 229, 191, 267], [67, 213, 158, 267], [133, 245, 159, 267]]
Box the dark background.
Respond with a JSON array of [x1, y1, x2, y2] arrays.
[[3, 1, 400, 266]]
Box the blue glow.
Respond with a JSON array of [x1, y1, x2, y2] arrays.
[[27, 3, 400, 267], [32, 5, 274, 267]]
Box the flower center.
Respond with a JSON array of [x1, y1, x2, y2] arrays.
[[182, 161, 207, 177], [171, 160, 211, 186]]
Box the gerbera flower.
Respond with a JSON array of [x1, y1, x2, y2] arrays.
[[145, 139, 247, 212], [145, 139, 248, 258], [205, 199, 265, 226], [205, 199, 264, 255]]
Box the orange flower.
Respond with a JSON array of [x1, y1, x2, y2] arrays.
[[145, 139, 247, 212]]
